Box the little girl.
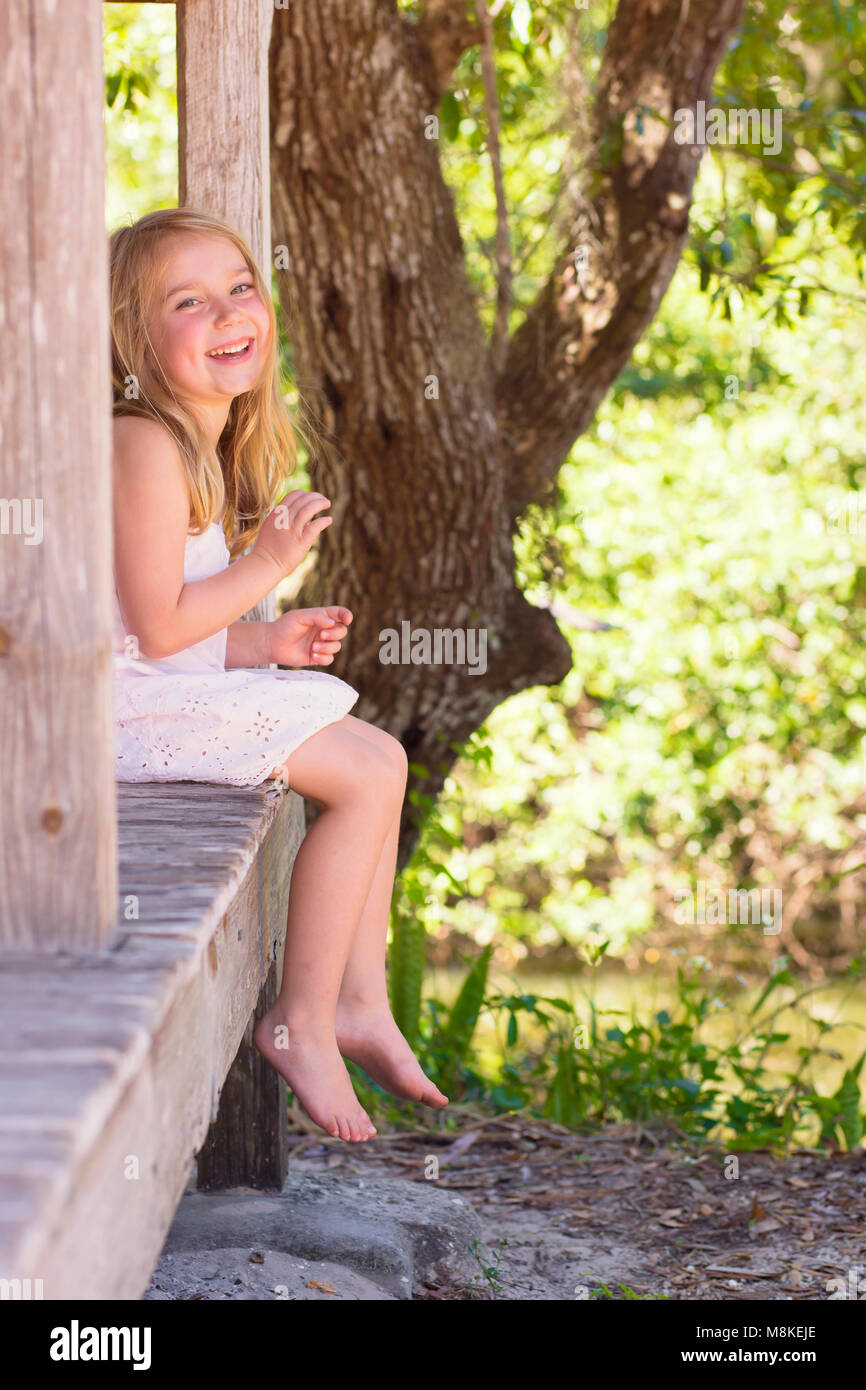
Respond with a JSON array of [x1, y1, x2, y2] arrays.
[[110, 207, 448, 1143]]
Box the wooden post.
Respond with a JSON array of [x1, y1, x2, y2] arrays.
[[176, 0, 276, 634], [196, 960, 289, 1191], [177, 0, 273, 278], [0, 0, 117, 951]]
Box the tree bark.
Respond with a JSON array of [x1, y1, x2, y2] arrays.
[[268, 0, 745, 868]]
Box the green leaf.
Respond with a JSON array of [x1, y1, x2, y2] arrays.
[[440, 90, 461, 142], [441, 944, 493, 1066], [388, 911, 426, 1049], [834, 1069, 863, 1150]]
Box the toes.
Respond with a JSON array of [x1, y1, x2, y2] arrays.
[[354, 1111, 376, 1142]]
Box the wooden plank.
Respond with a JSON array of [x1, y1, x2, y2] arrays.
[[196, 959, 288, 1191], [0, 0, 116, 949], [176, 0, 275, 639], [0, 786, 301, 1298]]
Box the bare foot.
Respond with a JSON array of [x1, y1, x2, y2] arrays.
[[253, 1009, 377, 1142], [335, 1002, 449, 1108]]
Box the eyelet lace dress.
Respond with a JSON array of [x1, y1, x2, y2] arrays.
[[113, 521, 359, 787]]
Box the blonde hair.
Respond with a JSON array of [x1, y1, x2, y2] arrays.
[[109, 207, 300, 560]]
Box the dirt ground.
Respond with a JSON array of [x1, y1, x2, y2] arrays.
[[286, 1109, 866, 1301]]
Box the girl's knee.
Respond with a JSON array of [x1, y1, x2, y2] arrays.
[[343, 715, 408, 779], [382, 731, 408, 781], [285, 724, 402, 810], [346, 739, 405, 805]]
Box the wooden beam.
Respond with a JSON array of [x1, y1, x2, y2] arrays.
[[0, 0, 116, 950], [196, 959, 288, 1190]]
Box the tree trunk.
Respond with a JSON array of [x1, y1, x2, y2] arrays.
[[268, 0, 744, 869]]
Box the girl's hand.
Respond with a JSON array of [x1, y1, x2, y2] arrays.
[[268, 606, 353, 668], [251, 491, 333, 577]]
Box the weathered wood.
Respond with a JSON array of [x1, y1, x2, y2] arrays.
[[0, 0, 116, 950], [196, 959, 288, 1191], [0, 783, 301, 1299], [177, 0, 272, 272]]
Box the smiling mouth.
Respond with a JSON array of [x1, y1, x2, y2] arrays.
[[205, 337, 254, 362]]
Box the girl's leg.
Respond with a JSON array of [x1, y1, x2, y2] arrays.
[[253, 721, 405, 1142], [331, 715, 448, 1107]]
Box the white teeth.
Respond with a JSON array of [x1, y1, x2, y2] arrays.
[[208, 339, 251, 357]]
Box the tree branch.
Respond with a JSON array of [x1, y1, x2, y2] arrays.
[[406, 0, 480, 104], [475, 0, 512, 372], [495, 0, 746, 526]]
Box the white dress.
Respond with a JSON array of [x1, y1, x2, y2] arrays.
[[113, 520, 359, 787]]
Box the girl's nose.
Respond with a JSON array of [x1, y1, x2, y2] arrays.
[[214, 296, 244, 326]]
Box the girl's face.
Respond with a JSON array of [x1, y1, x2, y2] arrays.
[[147, 233, 272, 408]]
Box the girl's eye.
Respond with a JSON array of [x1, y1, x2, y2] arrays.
[[175, 283, 253, 310]]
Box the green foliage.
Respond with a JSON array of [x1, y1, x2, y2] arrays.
[[430, 0, 866, 329], [542, 1040, 583, 1126], [104, 4, 178, 229], [388, 900, 427, 1051], [405, 949, 866, 1152], [424, 275, 866, 957], [587, 1279, 669, 1301], [388, 739, 866, 1152], [436, 943, 493, 1095], [467, 1236, 508, 1298], [811, 1047, 866, 1150]]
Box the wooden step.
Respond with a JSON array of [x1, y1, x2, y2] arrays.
[[0, 782, 300, 1299]]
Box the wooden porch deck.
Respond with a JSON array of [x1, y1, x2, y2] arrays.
[[0, 782, 301, 1300]]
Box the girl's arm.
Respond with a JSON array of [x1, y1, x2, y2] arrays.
[[113, 416, 285, 660], [224, 620, 273, 669]]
